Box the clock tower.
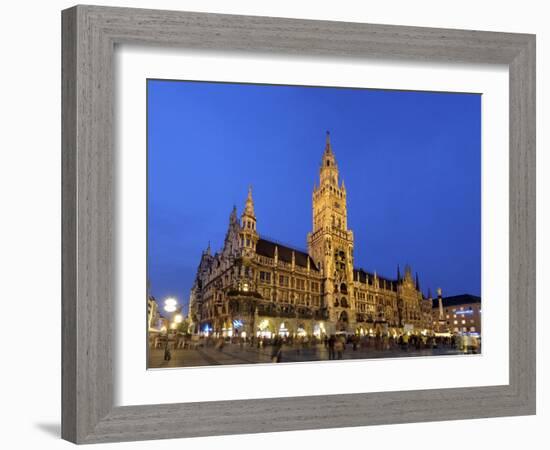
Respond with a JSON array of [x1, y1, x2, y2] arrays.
[[307, 132, 355, 332]]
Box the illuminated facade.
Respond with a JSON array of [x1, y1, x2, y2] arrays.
[[432, 294, 481, 335], [188, 132, 434, 338]]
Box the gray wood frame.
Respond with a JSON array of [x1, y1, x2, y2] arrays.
[[62, 5, 536, 444]]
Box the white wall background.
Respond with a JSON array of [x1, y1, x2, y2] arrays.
[[0, 1, 546, 449]]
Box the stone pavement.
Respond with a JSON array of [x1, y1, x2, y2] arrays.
[[148, 343, 468, 369]]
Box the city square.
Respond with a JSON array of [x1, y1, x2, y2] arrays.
[[148, 335, 478, 369]]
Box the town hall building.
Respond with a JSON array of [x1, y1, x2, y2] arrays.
[[188, 132, 434, 338]]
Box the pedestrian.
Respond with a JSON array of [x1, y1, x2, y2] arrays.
[[328, 334, 336, 360], [271, 337, 282, 363], [335, 336, 344, 360], [163, 340, 171, 361], [402, 333, 409, 351], [324, 335, 329, 348]]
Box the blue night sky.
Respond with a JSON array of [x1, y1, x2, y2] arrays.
[[147, 79, 481, 314]]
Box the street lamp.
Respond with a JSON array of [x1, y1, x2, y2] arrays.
[[162, 297, 180, 361], [164, 297, 177, 312]]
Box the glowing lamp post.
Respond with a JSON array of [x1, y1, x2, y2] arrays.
[[162, 297, 179, 360], [164, 297, 178, 313]]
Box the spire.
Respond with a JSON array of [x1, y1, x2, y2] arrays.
[[437, 288, 444, 320], [320, 131, 338, 184], [206, 241, 211, 255], [428, 288, 433, 299], [325, 130, 332, 153], [230, 205, 237, 224], [415, 272, 420, 291], [405, 264, 412, 280], [243, 185, 255, 217]]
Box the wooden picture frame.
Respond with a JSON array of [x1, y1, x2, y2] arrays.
[[62, 5, 536, 444]]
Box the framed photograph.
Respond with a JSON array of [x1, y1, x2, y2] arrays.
[[62, 5, 535, 444]]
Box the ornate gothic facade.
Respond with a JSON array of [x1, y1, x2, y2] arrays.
[[188, 133, 434, 338]]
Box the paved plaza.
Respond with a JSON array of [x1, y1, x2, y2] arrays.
[[148, 342, 470, 369]]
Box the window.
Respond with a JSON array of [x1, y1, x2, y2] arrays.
[[260, 271, 271, 283]]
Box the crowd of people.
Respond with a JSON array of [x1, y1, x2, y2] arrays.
[[174, 332, 481, 363]]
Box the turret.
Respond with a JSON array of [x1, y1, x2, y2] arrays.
[[239, 186, 259, 254]]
